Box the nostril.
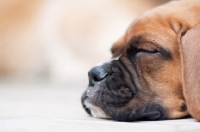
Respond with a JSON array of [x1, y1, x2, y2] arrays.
[[88, 66, 108, 83], [93, 72, 107, 82], [93, 76, 100, 82]]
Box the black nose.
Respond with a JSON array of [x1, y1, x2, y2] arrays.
[[88, 66, 108, 84]]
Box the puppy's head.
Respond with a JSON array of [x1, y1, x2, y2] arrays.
[[81, 1, 200, 121]]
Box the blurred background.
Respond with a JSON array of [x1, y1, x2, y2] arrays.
[[0, 1, 174, 129], [0, 0, 169, 88]]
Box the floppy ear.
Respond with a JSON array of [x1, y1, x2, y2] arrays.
[[181, 24, 200, 121]]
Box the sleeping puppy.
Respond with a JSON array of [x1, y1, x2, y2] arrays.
[[81, 0, 200, 121]]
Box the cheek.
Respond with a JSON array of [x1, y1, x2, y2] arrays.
[[137, 53, 180, 86], [137, 55, 188, 119], [143, 60, 182, 100], [136, 53, 165, 76]]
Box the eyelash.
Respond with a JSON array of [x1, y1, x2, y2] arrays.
[[137, 49, 159, 54], [128, 48, 159, 59]]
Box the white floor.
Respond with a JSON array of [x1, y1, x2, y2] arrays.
[[0, 83, 200, 132]]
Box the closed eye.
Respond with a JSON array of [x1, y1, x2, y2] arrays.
[[137, 49, 159, 54], [137, 48, 172, 60], [127, 48, 159, 59]]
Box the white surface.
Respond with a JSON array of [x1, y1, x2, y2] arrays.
[[0, 83, 199, 132]]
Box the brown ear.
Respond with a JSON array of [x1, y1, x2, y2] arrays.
[[181, 24, 200, 121]]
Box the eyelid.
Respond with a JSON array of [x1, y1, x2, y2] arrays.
[[136, 42, 158, 50], [137, 48, 159, 54]]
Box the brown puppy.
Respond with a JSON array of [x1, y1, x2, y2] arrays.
[[81, 0, 200, 121]]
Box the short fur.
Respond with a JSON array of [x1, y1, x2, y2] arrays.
[[82, 0, 200, 121]]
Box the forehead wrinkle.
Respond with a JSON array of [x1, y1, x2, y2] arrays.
[[127, 34, 157, 50], [128, 33, 166, 49], [127, 36, 141, 48], [127, 34, 172, 59]]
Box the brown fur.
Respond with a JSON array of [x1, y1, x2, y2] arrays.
[[111, 0, 200, 120], [182, 24, 200, 121]]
